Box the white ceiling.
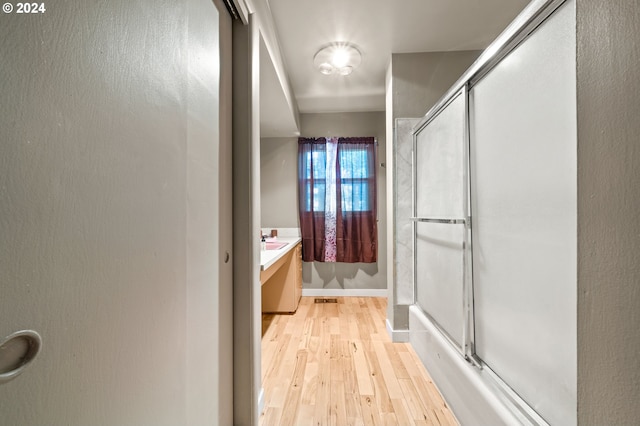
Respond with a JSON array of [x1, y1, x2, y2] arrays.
[[264, 0, 530, 115]]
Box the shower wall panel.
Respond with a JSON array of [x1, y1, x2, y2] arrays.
[[394, 118, 420, 306]]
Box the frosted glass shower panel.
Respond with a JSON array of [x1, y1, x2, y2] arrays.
[[415, 93, 465, 219], [470, 1, 577, 424], [414, 92, 466, 346], [415, 222, 464, 346]]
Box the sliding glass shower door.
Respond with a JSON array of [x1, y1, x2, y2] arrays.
[[469, 2, 577, 424], [413, 90, 472, 354], [411, 1, 577, 424]]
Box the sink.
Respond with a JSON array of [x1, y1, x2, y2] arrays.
[[264, 242, 287, 250]]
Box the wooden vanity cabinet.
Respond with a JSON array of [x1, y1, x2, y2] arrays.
[[261, 242, 302, 313]]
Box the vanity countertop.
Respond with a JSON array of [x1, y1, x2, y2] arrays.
[[260, 237, 302, 271]]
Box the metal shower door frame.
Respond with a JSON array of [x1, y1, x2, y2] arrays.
[[410, 84, 478, 365]]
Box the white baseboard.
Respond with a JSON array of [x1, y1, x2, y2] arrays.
[[386, 318, 410, 342], [302, 288, 387, 297], [258, 387, 265, 415]]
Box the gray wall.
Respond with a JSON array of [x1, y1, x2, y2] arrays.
[[391, 51, 482, 120], [576, 0, 640, 423], [216, 1, 234, 423], [260, 52, 481, 295], [232, 17, 263, 426], [261, 137, 300, 228], [0, 0, 233, 424], [187, 0, 233, 424], [260, 111, 387, 290]]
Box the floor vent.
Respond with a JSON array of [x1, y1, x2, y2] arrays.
[[314, 298, 338, 304]]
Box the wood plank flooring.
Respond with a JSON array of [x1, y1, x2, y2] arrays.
[[260, 297, 458, 426]]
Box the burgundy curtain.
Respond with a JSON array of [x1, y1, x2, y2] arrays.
[[298, 136, 377, 263], [298, 138, 327, 262], [336, 137, 377, 263]]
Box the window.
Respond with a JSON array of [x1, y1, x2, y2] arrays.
[[297, 136, 378, 263], [337, 148, 372, 212], [301, 148, 373, 212], [302, 150, 326, 212]]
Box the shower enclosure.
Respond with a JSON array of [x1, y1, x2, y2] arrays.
[[408, 0, 577, 424]]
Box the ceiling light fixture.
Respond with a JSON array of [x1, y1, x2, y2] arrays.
[[313, 42, 361, 76]]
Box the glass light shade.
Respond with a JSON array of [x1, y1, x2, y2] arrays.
[[318, 62, 334, 75], [337, 66, 353, 76], [313, 43, 361, 76]]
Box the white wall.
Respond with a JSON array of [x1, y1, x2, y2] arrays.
[[0, 0, 233, 424]]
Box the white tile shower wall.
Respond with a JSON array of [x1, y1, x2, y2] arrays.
[[395, 118, 420, 305]]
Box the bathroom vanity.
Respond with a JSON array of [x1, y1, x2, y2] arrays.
[[260, 237, 302, 313]]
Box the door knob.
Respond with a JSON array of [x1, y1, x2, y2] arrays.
[[0, 330, 42, 384]]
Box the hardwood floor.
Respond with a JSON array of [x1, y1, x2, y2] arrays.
[[260, 297, 458, 425]]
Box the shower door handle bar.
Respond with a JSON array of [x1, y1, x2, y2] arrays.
[[410, 217, 466, 225]]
